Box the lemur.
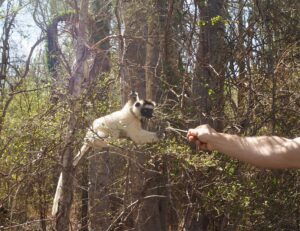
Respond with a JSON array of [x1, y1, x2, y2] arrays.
[[52, 91, 163, 216]]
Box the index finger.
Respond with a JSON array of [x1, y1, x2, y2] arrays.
[[188, 134, 199, 142], [187, 129, 197, 137]]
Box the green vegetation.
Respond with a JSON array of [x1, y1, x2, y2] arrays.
[[0, 0, 299, 230]]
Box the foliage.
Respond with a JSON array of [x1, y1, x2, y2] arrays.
[[0, 0, 299, 230]]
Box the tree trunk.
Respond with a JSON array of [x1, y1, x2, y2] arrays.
[[128, 151, 167, 231], [46, 13, 74, 102], [79, 161, 88, 231], [145, 13, 159, 100], [88, 149, 111, 230], [237, 0, 247, 120], [116, 1, 171, 230], [55, 0, 89, 230], [194, 0, 226, 131], [160, 0, 183, 102], [88, 0, 111, 86], [119, 0, 147, 102], [86, 1, 111, 230]]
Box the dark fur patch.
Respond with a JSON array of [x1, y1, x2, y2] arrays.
[[134, 100, 155, 118], [141, 108, 154, 118], [143, 99, 156, 106]]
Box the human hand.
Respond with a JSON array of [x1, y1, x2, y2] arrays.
[[187, 124, 216, 151]]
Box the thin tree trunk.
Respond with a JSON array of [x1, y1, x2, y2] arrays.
[[194, 0, 226, 131], [87, 1, 111, 229], [237, 0, 246, 120], [145, 17, 157, 100], [119, 0, 147, 100], [79, 162, 88, 231], [46, 13, 74, 102], [88, 149, 111, 231], [116, 1, 170, 230], [55, 0, 89, 230], [266, 18, 276, 134], [128, 152, 162, 231]]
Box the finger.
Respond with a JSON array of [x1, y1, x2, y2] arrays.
[[188, 135, 198, 142], [198, 141, 209, 151], [187, 129, 197, 137], [199, 144, 207, 150]]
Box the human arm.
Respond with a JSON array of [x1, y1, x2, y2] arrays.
[[187, 124, 300, 169]]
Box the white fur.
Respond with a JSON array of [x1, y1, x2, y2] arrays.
[[52, 97, 159, 216]]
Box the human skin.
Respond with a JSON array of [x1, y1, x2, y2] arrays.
[[187, 124, 300, 169]]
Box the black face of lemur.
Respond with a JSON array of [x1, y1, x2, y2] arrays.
[[141, 107, 154, 118], [135, 101, 155, 118]]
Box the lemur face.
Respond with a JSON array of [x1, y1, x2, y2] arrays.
[[134, 100, 155, 119]]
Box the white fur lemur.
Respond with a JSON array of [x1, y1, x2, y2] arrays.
[[52, 91, 163, 216]]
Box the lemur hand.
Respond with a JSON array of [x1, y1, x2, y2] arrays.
[[156, 130, 166, 140]]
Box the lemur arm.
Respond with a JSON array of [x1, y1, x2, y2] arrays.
[[127, 128, 159, 144]]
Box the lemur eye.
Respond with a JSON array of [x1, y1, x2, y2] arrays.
[[135, 102, 141, 107]]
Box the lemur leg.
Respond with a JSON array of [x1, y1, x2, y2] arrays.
[[73, 130, 108, 167]]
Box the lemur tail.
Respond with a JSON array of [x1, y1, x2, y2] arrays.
[[73, 144, 90, 167], [52, 144, 90, 216], [52, 172, 62, 216]]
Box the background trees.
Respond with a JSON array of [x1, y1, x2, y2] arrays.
[[0, 0, 299, 230]]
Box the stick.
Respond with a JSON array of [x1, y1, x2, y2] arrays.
[[165, 122, 188, 136]]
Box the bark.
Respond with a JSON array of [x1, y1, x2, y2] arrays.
[[46, 14, 73, 80], [119, 0, 147, 103], [160, 0, 183, 102], [163, 0, 179, 85], [46, 13, 75, 102], [79, 162, 88, 231], [88, 0, 111, 86], [237, 0, 247, 119], [86, 1, 111, 230], [145, 0, 171, 101], [0, 5, 16, 133], [38, 184, 47, 231], [145, 16, 159, 100], [265, 13, 276, 134], [88, 149, 111, 230], [119, 2, 170, 230], [129, 152, 167, 231], [145, 0, 166, 101], [55, 0, 89, 230], [194, 0, 226, 131]]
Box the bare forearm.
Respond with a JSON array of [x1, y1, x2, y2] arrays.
[[208, 133, 300, 168], [187, 124, 300, 169]]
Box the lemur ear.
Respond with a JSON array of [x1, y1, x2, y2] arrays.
[[128, 91, 139, 102], [129, 91, 138, 97]]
